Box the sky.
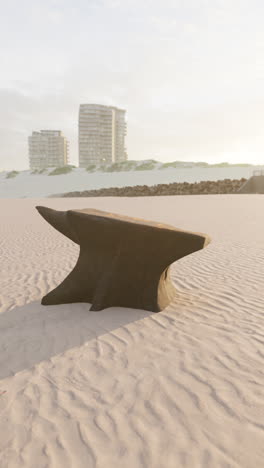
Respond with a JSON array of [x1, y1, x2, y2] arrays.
[[0, 0, 263, 170]]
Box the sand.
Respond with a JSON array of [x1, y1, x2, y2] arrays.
[[0, 195, 263, 468]]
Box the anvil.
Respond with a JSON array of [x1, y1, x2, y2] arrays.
[[36, 206, 211, 312]]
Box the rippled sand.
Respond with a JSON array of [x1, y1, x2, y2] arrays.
[[0, 195, 263, 468]]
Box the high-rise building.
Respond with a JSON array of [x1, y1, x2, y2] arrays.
[[79, 104, 127, 167], [28, 130, 68, 170]]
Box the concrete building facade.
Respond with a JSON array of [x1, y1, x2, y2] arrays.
[[79, 104, 127, 167], [28, 130, 68, 170]]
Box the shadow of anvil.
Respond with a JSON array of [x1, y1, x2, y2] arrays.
[[36, 206, 211, 312]]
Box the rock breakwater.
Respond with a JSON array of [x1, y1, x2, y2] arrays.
[[59, 178, 247, 198]]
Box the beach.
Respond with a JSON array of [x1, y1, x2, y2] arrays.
[[0, 195, 263, 467]]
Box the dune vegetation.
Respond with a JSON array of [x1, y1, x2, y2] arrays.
[[6, 170, 19, 179], [48, 165, 75, 176]]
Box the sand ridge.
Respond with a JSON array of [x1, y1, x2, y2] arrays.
[[0, 195, 264, 467], [0, 165, 262, 198]]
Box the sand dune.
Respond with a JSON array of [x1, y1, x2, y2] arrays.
[[0, 195, 264, 467], [0, 165, 262, 198]]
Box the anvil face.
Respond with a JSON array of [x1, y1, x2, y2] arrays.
[[36, 206, 211, 312]]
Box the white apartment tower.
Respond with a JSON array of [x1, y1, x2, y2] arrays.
[[79, 104, 127, 167], [28, 130, 68, 170]]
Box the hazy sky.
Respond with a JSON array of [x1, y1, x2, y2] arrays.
[[0, 0, 263, 170]]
